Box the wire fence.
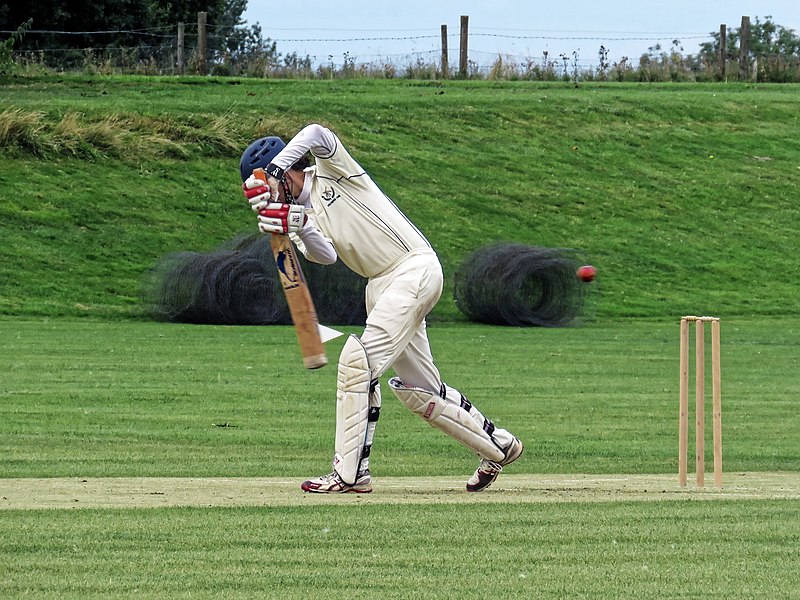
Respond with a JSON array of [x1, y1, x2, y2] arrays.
[[5, 22, 799, 82]]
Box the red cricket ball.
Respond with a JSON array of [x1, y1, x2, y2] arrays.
[[576, 265, 597, 282]]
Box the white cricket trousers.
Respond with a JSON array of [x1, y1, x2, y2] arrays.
[[360, 249, 443, 392]]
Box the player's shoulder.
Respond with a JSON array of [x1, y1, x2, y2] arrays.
[[308, 125, 339, 160], [317, 142, 366, 176]]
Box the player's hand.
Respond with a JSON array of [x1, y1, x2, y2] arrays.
[[243, 173, 279, 211], [257, 203, 307, 234]]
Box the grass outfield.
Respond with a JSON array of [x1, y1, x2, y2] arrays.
[[2, 492, 799, 598], [2, 76, 799, 597], [2, 318, 799, 596], [2, 318, 799, 478]]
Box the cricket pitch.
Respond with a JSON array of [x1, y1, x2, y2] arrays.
[[2, 472, 799, 510]]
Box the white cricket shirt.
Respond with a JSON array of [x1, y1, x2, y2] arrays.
[[273, 124, 431, 279]]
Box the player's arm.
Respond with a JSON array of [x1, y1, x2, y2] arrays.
[[292, 219, 337, 265], [264, 124, 337, 181]]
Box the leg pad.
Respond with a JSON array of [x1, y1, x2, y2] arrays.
[[334, 335, 372, 484], [388, 377, 504, 461]]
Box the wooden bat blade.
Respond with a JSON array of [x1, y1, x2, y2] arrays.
[[270, 226, 328, 369], [251, 168, 328, 369]]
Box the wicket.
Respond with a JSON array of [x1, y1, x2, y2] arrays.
[[679, 316, 723, 488]]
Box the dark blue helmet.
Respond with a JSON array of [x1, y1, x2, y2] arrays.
[[239, 136, 285, 182]]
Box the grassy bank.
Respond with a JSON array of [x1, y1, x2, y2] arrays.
[[1, 77, 798, 321]]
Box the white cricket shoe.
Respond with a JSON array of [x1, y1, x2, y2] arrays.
[[300, 470, 373, 494], [466, 437, 524, 492]]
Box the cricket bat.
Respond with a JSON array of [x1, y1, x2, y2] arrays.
[[253, 168, 334, 369]]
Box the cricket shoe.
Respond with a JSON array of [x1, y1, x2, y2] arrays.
[[466, 437, 524, 492], [300, 470, 373, 494]]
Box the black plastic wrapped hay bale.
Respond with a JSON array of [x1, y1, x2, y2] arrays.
[[143, 233, 367, 326], [453, 243, 595, 327]]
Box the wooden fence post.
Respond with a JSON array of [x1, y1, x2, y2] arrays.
[[719, 24, 726, 80], [177, 22, 185, 75], [459, 15, 468, 78], [197, 11, 207, 75], [441, 24, 449, 79], [738, 15, 750, 81]]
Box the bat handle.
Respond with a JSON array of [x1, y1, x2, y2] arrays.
[[253, 167, 281, 212]]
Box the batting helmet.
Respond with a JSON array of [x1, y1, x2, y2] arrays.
[[239, 136, 285, 182]]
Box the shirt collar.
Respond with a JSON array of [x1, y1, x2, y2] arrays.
[[296, 168, 313, 206]]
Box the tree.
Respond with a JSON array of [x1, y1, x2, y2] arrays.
[[692, 16, 800, 82], [0, 18, 31, 76], [697, 15, 800, 60], [0, 0, 252, 63]]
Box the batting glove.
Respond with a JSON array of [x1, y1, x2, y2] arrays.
[[257, 203, 308, 234], [243, 173, 279, 211]]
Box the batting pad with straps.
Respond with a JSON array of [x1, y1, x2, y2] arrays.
[[388, 377, 507, 462], [333, 335, 381, 485]]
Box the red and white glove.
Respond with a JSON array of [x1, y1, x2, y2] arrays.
[[242, 173, 279, 212], [257, 203, 307, 234]]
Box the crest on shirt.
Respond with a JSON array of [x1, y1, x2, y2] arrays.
[[321, 185, 340, 207]]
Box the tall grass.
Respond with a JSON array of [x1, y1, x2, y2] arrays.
[[10, 44, 800, 82], [0, 108, 46, 155], [0, 108, 242, 159]]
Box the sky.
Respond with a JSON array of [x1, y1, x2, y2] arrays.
[[240, 1, 800, 70]]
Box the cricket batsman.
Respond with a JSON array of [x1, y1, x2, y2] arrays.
[[241, 123, 523, 493]]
